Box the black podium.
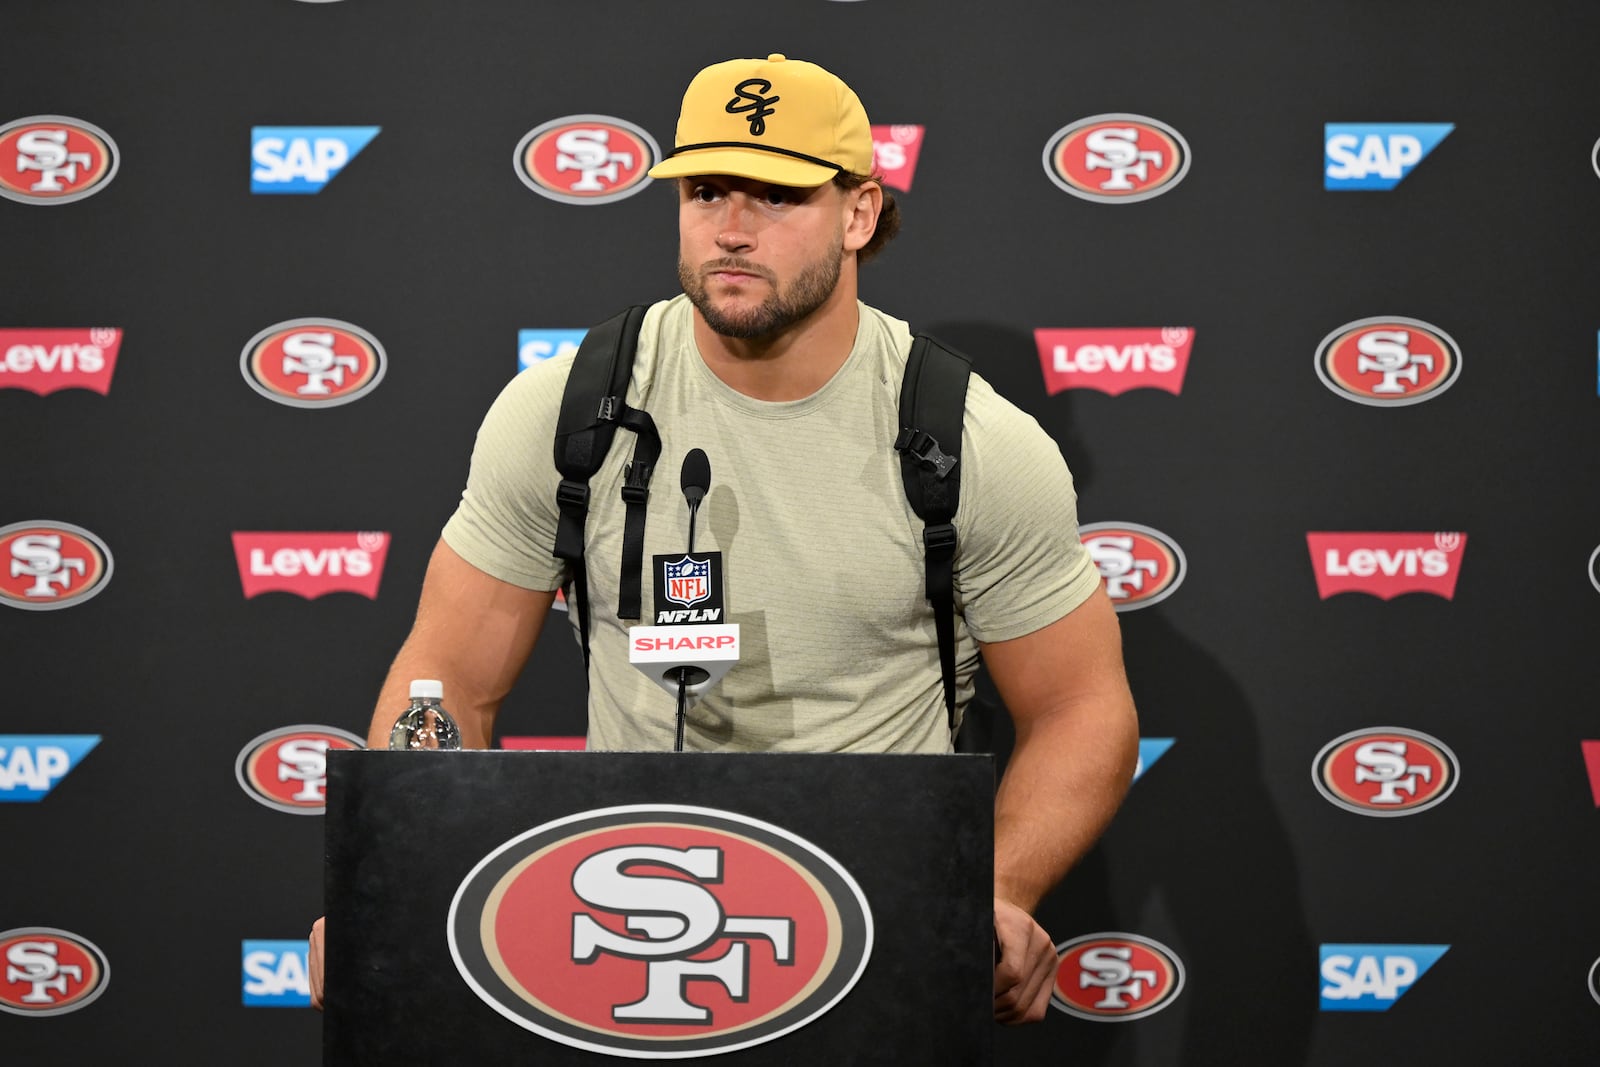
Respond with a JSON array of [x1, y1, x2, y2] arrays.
[[323, 751, 994, 1064]]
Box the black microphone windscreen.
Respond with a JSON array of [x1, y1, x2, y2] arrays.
[[681, 448, 711, 502]]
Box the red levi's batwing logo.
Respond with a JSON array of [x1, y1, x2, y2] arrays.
[[448, 804, 874, 1058], [232, 532, 389, 599], [1035, 328, 1194, 395], [1307, 532, 1466, 600], [0, 329, 121, 395], [1582, 741, 1600, 807], [870, 125, 924, 192]]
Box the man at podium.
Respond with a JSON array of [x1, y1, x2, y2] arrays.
[[311, 52, 1138, 1028]]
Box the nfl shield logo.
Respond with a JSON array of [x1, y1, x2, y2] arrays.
[[663, 556, 711, 608]]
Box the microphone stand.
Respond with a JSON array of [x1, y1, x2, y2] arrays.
[[674, 495, 701, 753]]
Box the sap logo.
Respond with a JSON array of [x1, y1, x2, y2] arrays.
[[1324, 124, 1453, 190], [1320, 944, 1448, 1011], [0, 737, 99, 801], [242, 941, 310, 1007], [518, 329, 587, 372], [1132, 738, 1173, 783], [251, 127, 380, 194]]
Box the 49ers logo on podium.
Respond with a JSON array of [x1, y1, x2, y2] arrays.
[[239, 318, 386, 408], [514, 115, 659, 205], [1313, 727, 1459, 817], [0, 117, 119, 205], [449, 804, 873, 1059], [0, 928, 109, 1016], [1051, 933, 1184, 1021], [1043, 115, 1190, 203], [0, 521, 113, 612], [1079, 522, 1186, 612], [234, 725, 364, 815], [1314, 317, 1461, 407]]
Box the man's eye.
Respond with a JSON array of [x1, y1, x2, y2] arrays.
[[764, 190, 791, 206], [691, 186, 718, 202]]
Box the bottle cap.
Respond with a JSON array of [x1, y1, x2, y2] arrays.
[[409, 679, 444, 701]]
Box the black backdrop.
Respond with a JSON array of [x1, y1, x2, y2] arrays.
[[5, 0, 1599, 1062]]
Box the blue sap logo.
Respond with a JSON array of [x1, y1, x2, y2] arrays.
[[242, 940, 311, 1006], [251, 127, 380, 194], [1319, 944, 1448, 1011], [0, 736, 100, 802], [1132, 738, 1174, 783], [1324, 124, 1453, 190], [518, 329, 587, 372]]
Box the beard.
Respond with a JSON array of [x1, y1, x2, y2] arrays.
[[678, 240, 843, 341]]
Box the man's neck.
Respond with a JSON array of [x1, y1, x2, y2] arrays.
[[690, 283, 861, 402]]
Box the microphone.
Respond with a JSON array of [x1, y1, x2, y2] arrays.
[[628, 448, 739, 749]]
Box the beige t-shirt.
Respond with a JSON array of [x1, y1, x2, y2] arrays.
[[443, 296, 1100, 753]]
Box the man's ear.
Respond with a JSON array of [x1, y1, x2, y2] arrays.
[[841, 181, 883, 254]]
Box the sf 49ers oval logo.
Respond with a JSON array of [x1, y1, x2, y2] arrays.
[[1052, 933, 1184, 1021], [1043, 114, 1190, 203], [235, 725, 364, 815], [0, 928, 110, 1016], [0, 521, 113, 612], [1079, 521, 1186, 611], [1315, 316, 1461, 407], [1313, 727, 1459, 817], [514, 115, 659, 205], [240, 318, 386, 408], [449, 804, 874, 1059], [0, 116, 119, 205]]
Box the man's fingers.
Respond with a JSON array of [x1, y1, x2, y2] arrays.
[[992, 899, 1057, 1024], [309, 916, 325, 1012]]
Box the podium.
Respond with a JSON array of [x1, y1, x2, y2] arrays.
[[323, 751, 994, 1064]]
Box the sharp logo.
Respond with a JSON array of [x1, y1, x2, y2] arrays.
[[1320, 944, 1448, 1010], [1307, 531, 1466, 600], [240, 318, 386, 408], [1035, 327, 1194, 396], [449, 804, 872, 1058], [242, 941, 311, 1007], [1043, 115, 1190, 203], [1079, 522, 1186, 612], [0, 328, 122, 395], [0, 736, 100, 802], [250, 127, 379, 194], [0, 928, 109, 1016], [1313, 727, 1459, 817], [519, 329, 587, 371], [1132, 738, 1174, 784], [870, 124, 924, 192], [1315, 317, 1461, 406], [231, 531, 390, 600], [514, 115, 659, 205], [1051, 933, 1184, 1021], [0, 521, 113, 612], [1324, 124, 1453, 190], [234, 725, 365, 815], [0, 116, 118, 205]]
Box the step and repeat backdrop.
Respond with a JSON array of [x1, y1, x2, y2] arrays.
[[5, 0, 1599, 1063]]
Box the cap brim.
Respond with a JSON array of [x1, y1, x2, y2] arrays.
[[648, 147, 838, 187]]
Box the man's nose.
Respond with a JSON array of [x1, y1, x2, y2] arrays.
[[715, 196, 756, 252]]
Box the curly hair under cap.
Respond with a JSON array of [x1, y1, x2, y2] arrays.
[[833, 172, 900, 264]]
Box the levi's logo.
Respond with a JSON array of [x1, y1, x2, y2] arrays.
[[232, 532, 390, 599], [1036, 328, 1194, 395], [1581, 741, 1600, 807], [448, 804, 873, 1058], [0, 329, 121, 395], [0, 117, 119, 205], [871, 125, 925, 192], [514, 115, 659, 205], [1307, 532, 1466, 600]]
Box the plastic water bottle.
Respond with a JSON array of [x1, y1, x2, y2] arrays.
[[388, 679, 462, 750]]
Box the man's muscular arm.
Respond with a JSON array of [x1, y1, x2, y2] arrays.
[[978, 588, 1139, 1024], [311, 537, 555, 1010]]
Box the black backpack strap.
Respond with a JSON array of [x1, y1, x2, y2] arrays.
[[551, 305, 655, 671], [894, 333, 972, 734]]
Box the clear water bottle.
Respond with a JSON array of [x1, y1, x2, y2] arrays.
[[388, 679, 462, 750]]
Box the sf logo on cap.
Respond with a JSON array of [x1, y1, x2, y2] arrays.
[[727, 79, 779, 135]]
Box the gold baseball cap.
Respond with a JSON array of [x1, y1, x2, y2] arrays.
[[648, 54, 874, 187]]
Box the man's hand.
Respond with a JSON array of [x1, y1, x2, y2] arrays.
[[992, 897, 1056, 1024], [309, 916, 325, 1011]]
